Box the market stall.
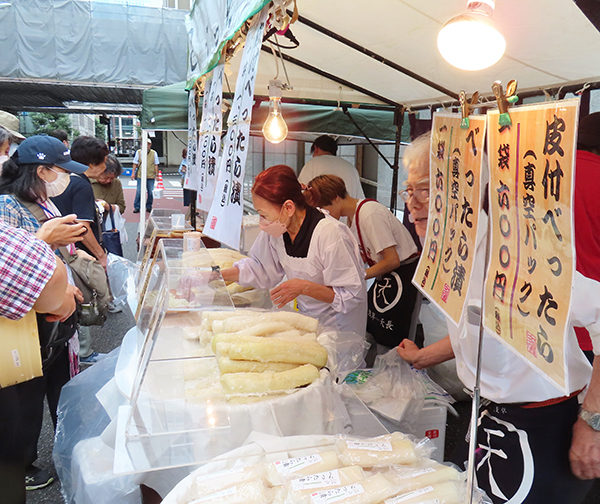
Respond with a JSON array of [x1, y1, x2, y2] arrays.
[[54, 1, 600, 503]]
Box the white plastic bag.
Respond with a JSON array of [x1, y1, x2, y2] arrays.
[[351, 349, 427, 433], [103, 206, 128, 245]]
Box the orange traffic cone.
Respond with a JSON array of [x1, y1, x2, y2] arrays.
[[156, 170, 165, 190]]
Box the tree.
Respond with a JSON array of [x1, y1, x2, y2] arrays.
[[95, 118, 107, 141], [30, 113, 72, 137]]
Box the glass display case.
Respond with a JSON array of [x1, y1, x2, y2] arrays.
[[114, 240, 387, 474]]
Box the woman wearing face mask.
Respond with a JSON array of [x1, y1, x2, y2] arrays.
[[0, 135, 89, 491], [220, 164, 367, 335]]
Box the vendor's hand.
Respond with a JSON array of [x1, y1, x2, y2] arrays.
[[270, 279, 308, 309], [131, 172, 136, 181], [396, 339, 421, 366], [45, 284, 78, 322], [570, 417, 600, 479], [36, 214, 87, 248]]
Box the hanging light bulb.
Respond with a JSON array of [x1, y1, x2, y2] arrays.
[[438, 0, 506, 71], [262, 80, 288, 144]]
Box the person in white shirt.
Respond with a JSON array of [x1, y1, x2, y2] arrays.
[[298, 135, 365, 200], [220, 164, 367, 335], [397, 133, 600, 504], [306, 174, 418, 348]]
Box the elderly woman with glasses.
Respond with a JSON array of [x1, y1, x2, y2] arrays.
[[397, 132, 600, 503]]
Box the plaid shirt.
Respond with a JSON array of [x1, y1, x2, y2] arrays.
[[0, 194, 41, 234], [0, 219, 57, 320]]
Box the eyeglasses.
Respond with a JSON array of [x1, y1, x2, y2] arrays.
[[399, 188, 430, 204]]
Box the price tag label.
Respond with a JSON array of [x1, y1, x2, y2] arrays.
[[311, 483, 365, 504], [385, 486, 435, 504], [275, 454, 323, 476], [291, 469, 341, 491], [346, 440, 393, 452]]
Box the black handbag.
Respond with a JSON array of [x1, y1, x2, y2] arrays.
[[102, 205, 123, 256]]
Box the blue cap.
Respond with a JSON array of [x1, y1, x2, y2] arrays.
[[15, 135, 88, 173]]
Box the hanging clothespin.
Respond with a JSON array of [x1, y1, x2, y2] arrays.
[[492, 79, 518, 128], [459, 90, 479, 129]]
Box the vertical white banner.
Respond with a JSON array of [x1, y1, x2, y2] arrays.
[[204, 7, 268, 249], [197, 63, 224, 212], [184, 88, 199, 191]]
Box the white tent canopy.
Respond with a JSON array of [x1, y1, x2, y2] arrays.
[[187, 0, 600, 109]]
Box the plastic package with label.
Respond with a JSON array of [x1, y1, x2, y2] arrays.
[[383, 460, 462, 494], [278, 466, 366, 503], [335, 432, 435, 468], [264, 450, 341, 486], [384, 478, 492, 504], [303, 473, 397, 504]]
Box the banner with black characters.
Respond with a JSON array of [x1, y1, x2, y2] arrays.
[[413, 112, 487, 326], [196, 64, 224, 211], [483, 99, 578, 392], [203, 7, 268, 249]]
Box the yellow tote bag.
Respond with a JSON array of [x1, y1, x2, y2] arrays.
[[0, 310, 42, 388]]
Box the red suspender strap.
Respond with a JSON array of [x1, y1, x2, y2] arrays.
[[354, 199, 378, 267]]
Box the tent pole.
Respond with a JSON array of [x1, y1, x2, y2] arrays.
[[390, 106, 404, 213], [190, 190, 197, 230], [288, 11, 459, 101], [261, 46, 400, 107], [139, 129, 148, 240], [342, 107, 394, 169]]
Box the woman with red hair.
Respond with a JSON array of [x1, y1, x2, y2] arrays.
[[221, 165, 367, 335]]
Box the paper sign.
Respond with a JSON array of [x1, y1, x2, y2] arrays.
[[184, 88, 199, 191], [197, 63, 224, 211], [413, 113, 487, 325], [483, 99, 579, 392], [204, 7, 268, 249]]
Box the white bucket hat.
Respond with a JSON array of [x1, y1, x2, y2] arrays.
[[0, 110, 25, 140]]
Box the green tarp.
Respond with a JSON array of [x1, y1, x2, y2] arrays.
[[142, 81, 411, 143]]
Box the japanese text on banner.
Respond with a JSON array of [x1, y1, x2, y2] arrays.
[[204, 7, 268, 249], [483, 99, 579, 392], [197, 64, 224, 211], [413, 113, 486, 325], [184, 88, 198, 191]]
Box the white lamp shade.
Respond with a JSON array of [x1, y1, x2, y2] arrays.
[[437, 13, 506, 71]]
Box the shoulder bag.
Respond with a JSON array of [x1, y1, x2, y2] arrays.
[[17, 197, 111, 326], [102, 205, 123, 256]]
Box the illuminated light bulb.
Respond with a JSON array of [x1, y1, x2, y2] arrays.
[[438, 0, 506, 71], [262, 79, 288, 144], [262, 96, 288, 144]]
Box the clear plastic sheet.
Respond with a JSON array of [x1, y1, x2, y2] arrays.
[[107, 252, 138, 310], [53, 349, 143, 504]]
